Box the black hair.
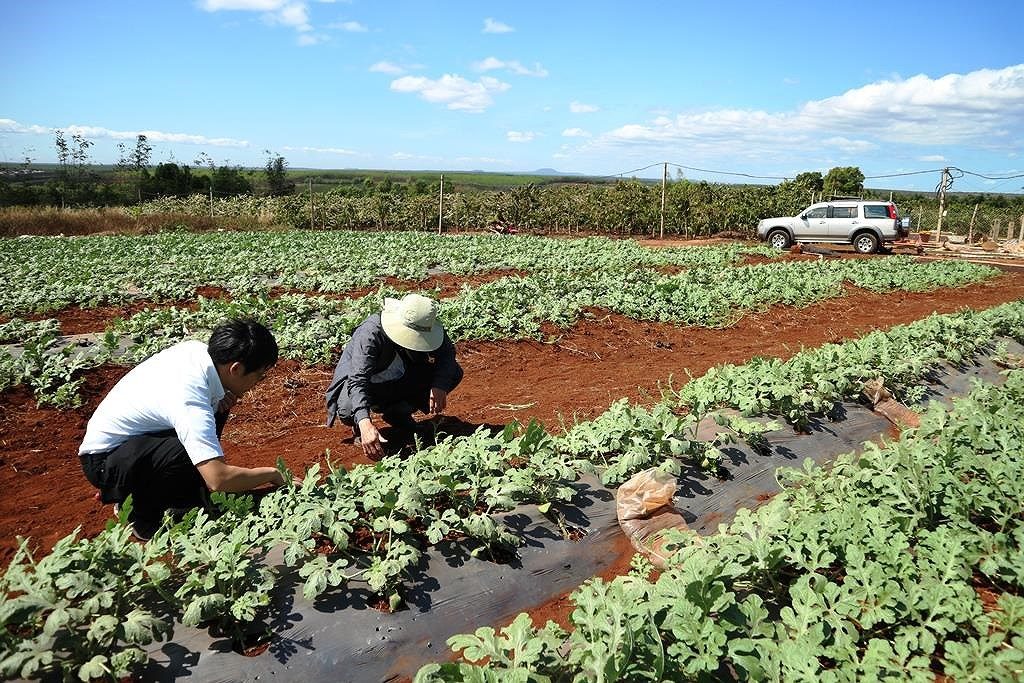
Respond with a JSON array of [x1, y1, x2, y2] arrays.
[[207, 319, 278, 372]]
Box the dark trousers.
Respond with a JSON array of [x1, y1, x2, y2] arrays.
[[339, 363, 464, 427], [80, 413, 225, 530]]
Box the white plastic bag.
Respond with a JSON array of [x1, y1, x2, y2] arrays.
[[616, 467, 695, 567], [615, 467, 676, 521]]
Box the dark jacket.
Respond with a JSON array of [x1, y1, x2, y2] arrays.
[[325, 313, 461, 427]]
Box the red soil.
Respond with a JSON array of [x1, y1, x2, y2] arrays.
[[4, 285, 230, 335], [2, 272, 527, 337], [521, 530, 637, 632], [325, 268, 530, 300], [2, 268, 1024, 566]]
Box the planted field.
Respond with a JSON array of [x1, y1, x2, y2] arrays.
[[2, 229, 1024, 681]]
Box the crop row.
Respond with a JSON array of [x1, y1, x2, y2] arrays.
[[0, 256, 999, 409], [2, 301, 1023, 680], [418, 368, 1024, 682], [0, 231, 775, 316]]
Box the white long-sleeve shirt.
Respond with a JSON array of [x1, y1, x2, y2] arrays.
[[79, 340, 226, 465]]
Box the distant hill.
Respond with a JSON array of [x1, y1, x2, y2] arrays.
[[532, 168, 583, 176]]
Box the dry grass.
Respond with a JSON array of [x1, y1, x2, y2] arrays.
[[0, 207, 273, 237]]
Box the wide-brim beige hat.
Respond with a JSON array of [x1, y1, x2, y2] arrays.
[[381, 294, 445, 352]]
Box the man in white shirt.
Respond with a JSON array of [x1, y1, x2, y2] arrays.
[[79, 319, 287, 539]]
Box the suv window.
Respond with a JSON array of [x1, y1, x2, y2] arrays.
[[805, 207, 827, 219], [831, 206, 857, 218], [863, 205, 889, 218]]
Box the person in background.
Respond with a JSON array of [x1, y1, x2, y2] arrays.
[[78, 319, 288, 539], [325, 294, 463, 458]]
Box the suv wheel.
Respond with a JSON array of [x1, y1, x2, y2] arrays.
[[853, 232, 879, 254], [767, 229, 791, 250]]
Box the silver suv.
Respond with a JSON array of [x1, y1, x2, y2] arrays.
[[756, 200, 908, 254]]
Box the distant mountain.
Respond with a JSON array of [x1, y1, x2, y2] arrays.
[[532, 168, 583, 176]]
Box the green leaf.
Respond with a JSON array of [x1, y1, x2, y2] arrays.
[[77, 655, 109, 682]]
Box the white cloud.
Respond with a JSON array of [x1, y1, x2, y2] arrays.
[[0, 119, 250, 148], [483, 17, 514, 33], [799, 65, 1024, 144], [283, 145, 359, 155], [370, 61, 404, 75], [199, 0, 286, 10], [328, 20, 367, 32], [821, 136, 877, 153], [783, 77, 799, 85], [200, 0, 324, 38], [275, 3, 310, 29], [391, 152, 443, 162], [473, 57, 548, 77], [918, 154, 946, 162], [297, 33, 327, 45], [454, 155, 511, 166], [475, 57, 504, 71], [390, 74, 511, 113], [570, 101, 599, 113], [596, 64, 1024, 158], [507, 131, 536, 143], [0, 119, 51, 135], [562, 128, 591, 138]]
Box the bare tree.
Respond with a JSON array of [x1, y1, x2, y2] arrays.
[[54, 130, 70, 176]]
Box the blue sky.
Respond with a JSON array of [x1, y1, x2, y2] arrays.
[[2, 1, 1023, 192]]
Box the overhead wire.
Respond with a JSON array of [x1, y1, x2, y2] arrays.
[[667, 162, 788, 181], [863, 169, 945, 179], [958, 169, 1024, 181], [600, 162, 1022, 186], [598, 162, 665, 179]]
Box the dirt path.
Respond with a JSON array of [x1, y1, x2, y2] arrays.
[[2, 271, 1024, 563]]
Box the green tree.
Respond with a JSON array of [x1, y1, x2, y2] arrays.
[[213, 164, 253, 196], [793, 171, 824, 194], [117, 134, 152, 203], [69, 134, 94, 183], [142, 163, 200, 197], [263, 151, 295, 197], [54, 130, 70, 176], [823, 166, 864, 198]]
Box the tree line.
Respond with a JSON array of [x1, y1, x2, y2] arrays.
[[2, 131, 1022, 238], [127, 169, 1020, 239], [0, 131, 296, 208]]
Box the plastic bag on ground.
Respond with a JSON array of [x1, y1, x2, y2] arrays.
[[862, 377, 920, 428], [616, 467, 694, 568], [616, 467, 675, 520]]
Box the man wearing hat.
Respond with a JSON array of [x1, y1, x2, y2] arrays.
[[325, 293, 463, 458]]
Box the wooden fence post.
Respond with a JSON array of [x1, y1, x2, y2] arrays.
[[967, 203, 978, 243], [658, 162, 667, 240], [437, 174, 444, 235], [1018, 214, 1024, 241]]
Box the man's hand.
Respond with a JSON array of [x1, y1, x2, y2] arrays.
[[429, 387, 448, 414], [198, 459, 295, 493], [358, 417, 388, 459], [217, 389, 238, 415], [271, 469, 303, 488]]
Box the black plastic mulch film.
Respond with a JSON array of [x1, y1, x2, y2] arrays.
[[129, 340, 1021, 682]]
